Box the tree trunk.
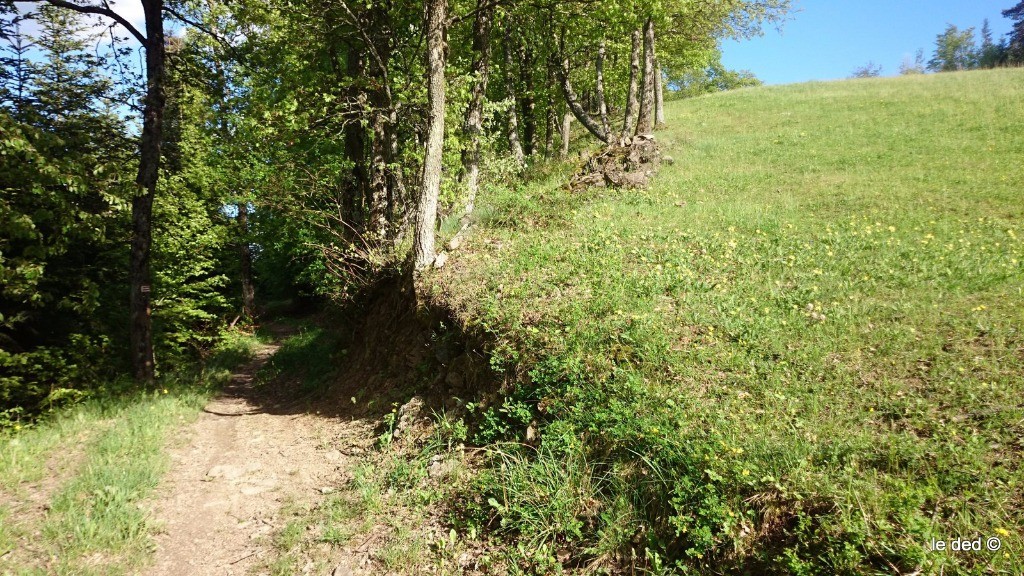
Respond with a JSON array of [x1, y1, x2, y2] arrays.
[[237, 202, 255, 317], [621, 28, 641, 139], [654, 30, 665, 128], [368, 111, 390, 239], [130, 0, 165, 383], [560, 110, 571, 158], [413, 0, 447, 270], [520, 46, 536, 155], [344, 49, 367, 226], [595, 40, 611, 138], [544, 61, 556, 156], [635, 17, 655, 136], [556, 32, 609, 143], [460, 0, 493, 217], [366, 5, 396, 241], [386, 107, 407, 226], [503, 31, 525, 166]]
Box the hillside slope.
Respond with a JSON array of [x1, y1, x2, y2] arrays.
[[430, 69, 1024, 574]]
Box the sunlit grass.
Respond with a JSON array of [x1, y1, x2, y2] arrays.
[[0, 330, 264, 575], [433, 68, 1024, 573]]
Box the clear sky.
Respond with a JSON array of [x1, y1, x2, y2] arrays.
[[720, 0, 1017, 85]]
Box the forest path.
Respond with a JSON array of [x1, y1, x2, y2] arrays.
[[146, 326, 371, 575]]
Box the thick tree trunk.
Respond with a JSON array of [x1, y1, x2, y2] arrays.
[[413, 0, 447, 270], [556, 34, 609, 143], [621, 28, 641, 139], [595, 41, 611, 138], [237, 202, 255, 317], [503, 31, 525, 166], [460, 0, 493, 217], [635, 17, 655, 136], [130, 0, 165, 383], [520, 46, 536, 155], [654, 31, 665, 128]]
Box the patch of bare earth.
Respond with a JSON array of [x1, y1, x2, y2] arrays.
[[146, 339, 374, 575]]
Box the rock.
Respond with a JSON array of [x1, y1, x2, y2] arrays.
[[569, 138, 661, 192], [433, 252, 449, 269], [444, 353, 477, 394], [393, 396, 425, 439], [526, 422, 537, 442], [320, 487, 335, 495], [447, 236, 462, 250], [427, 461, 445, 479], [662, 155, 675, 165]]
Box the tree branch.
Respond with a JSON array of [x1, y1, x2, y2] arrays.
[[13, 0, 148, 46], [162, 5, 241, 61]]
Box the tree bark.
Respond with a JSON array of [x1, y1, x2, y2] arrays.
[[621, 28, 641, 139], [460, 0, 493, 217], [544, 61, 555, 156], [654, 30, 665, 128], [129, 0, 165, 383], [344, 48, 367, 226], [560, 110, 571, 158], [503, 30, 525, 167], [595, 40, 611, 138], [364, 4, 396, 241], [237, 202, 255, 318], [635, 17, 655, 136], [520, 45, 536, 155], [556, 33, 609, 144], [413, 0, 447, 270]]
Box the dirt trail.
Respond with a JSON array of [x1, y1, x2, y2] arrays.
[[147, 333, 372, 575]]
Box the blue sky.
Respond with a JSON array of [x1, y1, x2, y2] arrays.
[[720, 0, 1017, 85]]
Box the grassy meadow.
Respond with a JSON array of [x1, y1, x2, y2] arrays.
[[431, 69, 1024, 574]]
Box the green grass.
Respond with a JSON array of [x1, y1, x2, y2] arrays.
[[0, 330, 264, 575], [431, 69, 1024, 574], [256, 324, 339, 396]]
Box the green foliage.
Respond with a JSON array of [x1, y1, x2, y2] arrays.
[[928, 24, 979, 72], [0, 8, 255, 416], [258, 324, 338, 396], [432, 69, 1024, 573], [1004, 1, 1024, 63], [668, 54, 762, 99], [0, 9, 134, 413]]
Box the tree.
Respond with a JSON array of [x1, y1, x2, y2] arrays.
[[12, 0, 166, 383], [0, 5, 139, 410], [928, 24, 978, 72], [635, 17, 656, 135], [850, 61, 882, 78], [899, 49, 926, 75], [459, 0, 494, 218], [1004, 1, 1024, 64], [412, 0, 448, 270], [978, 18, 1005, 68], [667, 50, 761, 99]]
